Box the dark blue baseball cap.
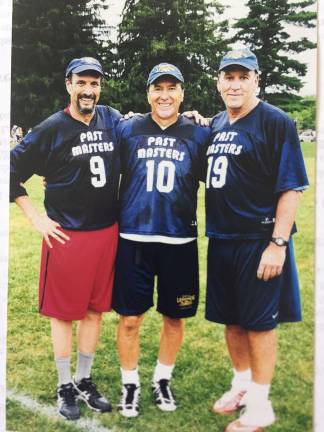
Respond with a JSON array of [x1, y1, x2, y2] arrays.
[[219, 48, 259, 72], [147, 63, 184, 87], [65, 57, 105, 77]]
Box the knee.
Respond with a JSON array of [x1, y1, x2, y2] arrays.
[[226, 324, 246, 337], [120, 315, 143, 334], [163, 317, 183, 334], [84, 310, 103, 323]]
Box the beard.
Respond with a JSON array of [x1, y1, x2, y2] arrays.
[[77, 94, 96, 114]]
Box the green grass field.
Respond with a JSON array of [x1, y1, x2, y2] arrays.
[[6, 142, 315, 432]]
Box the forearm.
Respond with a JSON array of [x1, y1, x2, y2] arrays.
[[257, 190, 302, 281], [15, 195, 42, 225], [272, 190, 302, 240], [15, 195, 69, 248]]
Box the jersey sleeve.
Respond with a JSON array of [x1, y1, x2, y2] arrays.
[[116, 118, 129, 175], [10, 127, 46, 202], [197, 126, 211, 182], [107, 106, 123, 129], [273, 116, 309, 193]]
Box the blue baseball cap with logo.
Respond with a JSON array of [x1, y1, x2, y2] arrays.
[[65, 57, 105, 77], [147, 63, 184, 87], [219, 48, 259, 72]]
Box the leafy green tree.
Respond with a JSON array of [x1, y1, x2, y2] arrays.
[[11, 0, 110, 130], [287, 96, 316, 130], [108, 0, 229, 115], [231, 0, 316, 100]]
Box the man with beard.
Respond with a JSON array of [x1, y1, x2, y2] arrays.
[[10, 57, 120, 420]]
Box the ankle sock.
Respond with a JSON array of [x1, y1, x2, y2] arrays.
[[153, 360, 174, 382], [121, 367, 140, 386]]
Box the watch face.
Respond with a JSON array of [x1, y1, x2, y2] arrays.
[[272, 237, 287, 246]]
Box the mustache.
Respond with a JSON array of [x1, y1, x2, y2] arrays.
[[78, 94, 96, 101]]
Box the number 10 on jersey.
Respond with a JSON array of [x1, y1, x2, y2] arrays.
[[146, 160, 175, 193]]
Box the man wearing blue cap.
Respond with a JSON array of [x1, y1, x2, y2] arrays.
[[205, 48, 308, 431], [112, 63, 210, 418], [10, 57, 121, 420]]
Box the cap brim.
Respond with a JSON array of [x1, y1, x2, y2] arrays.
[[68, 64, 104, 76], [147, 72, 184, 86], [219, 61, 257, 71]]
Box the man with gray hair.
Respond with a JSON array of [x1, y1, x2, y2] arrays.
[[205, 48, 308, 431]]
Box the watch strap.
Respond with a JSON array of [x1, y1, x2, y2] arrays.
[[270, 237, 288, 247]]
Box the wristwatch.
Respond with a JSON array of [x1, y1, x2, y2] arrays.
[[270, 237, 288, 247]]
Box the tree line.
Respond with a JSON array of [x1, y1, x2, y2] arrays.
[[11, 0, 316, 130]]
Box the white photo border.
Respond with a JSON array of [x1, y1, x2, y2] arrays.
[[315, 1, 324, 431], [0, 2, 323, 431], [0, 0, 12, 431]]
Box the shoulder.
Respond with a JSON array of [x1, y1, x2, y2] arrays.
[[258, 101, 295, 128], [116, 113, 147, 139], [102, 105, 123, 122], [95, 105, 122, 125], [23, 110, 66, 144], [210, 110, 227, 130], [33, 110, 66, 131], [179, 115, 209, 133]]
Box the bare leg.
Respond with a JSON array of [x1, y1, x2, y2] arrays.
[[225, 325, 251, 371], [77, 310, 103, 354], [51, 317, 73, 357], [247, 329, 277, 384], [117, 315, 144, 370], [158, 316, 184, 365]]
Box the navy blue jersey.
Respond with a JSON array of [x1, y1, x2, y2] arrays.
[[118, 114, 210, 238], [205, 101, 309, 239], [10, 105, 121, 230]]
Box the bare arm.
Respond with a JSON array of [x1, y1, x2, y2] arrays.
[[257, 190, 302, 281], [15, 195, 70, 248]]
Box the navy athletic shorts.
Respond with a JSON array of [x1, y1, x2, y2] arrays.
[[112, 237, 199, 318], [205, 237, 302, 331]]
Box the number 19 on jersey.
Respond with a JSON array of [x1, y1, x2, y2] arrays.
[[206, 156, 228, 188]]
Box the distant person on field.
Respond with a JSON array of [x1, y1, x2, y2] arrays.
[[10, 125, 23, 146]]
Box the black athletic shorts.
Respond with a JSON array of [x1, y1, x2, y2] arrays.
[[112, 237, 199, 318]]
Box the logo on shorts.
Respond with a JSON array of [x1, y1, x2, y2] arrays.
[[177, 294, 196, 308], [272, 311, 279, 320]]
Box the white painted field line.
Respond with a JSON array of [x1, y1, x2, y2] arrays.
[[7, 389, 113, 432]]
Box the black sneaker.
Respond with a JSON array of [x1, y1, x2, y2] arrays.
[[72, 376, 112, 412], [117, 383, 140, 418], [57, 382, 80, 420], [152, 379, 177, 412]]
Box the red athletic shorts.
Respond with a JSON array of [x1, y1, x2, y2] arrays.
[[39, 223, 118, 320]]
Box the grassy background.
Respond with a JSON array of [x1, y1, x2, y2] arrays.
[[7, 142, 315, 432]]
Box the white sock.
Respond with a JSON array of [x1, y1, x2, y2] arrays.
[[121, 367, 140, 386], [246, 381, 271, 404], [153, 360, 174, 382], [231, 368, 252, 391]]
